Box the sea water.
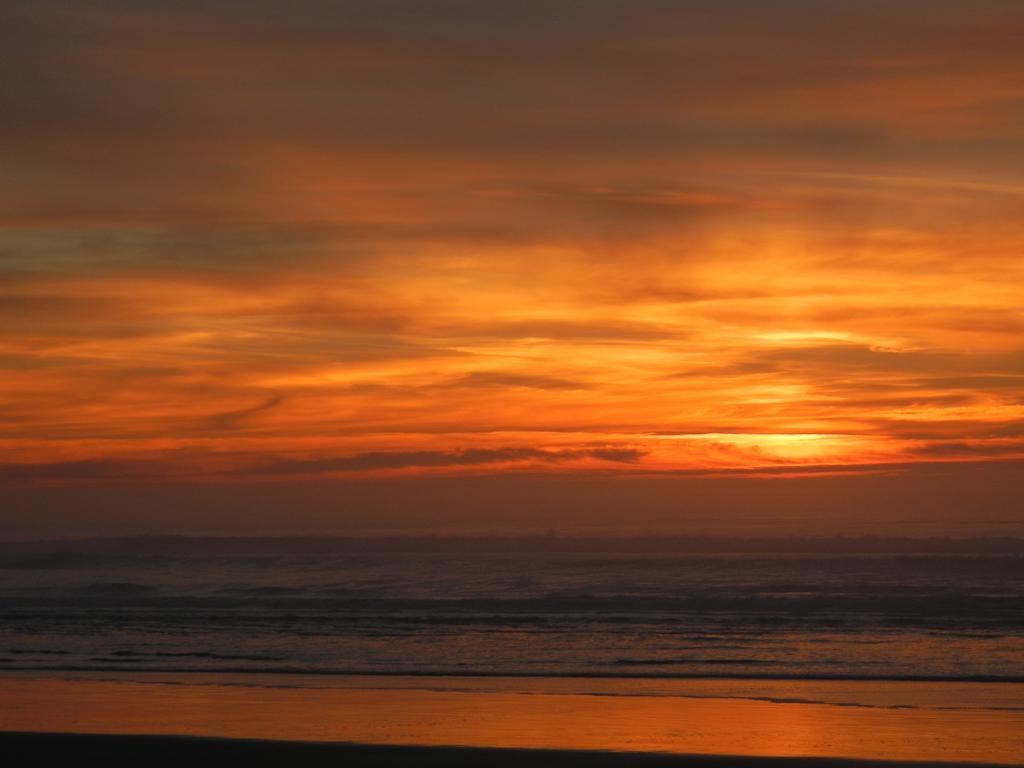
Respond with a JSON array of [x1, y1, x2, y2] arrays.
[[2, 551, 1022, 681]]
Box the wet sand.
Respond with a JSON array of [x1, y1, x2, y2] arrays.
[[1, 674, 1021, 765]]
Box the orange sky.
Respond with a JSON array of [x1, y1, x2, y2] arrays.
[[2, 1, 1023, 535]]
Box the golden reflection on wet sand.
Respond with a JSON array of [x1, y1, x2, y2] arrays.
[[1, 676, 1022, 764]]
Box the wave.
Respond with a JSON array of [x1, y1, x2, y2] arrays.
[[0, 553, 106, 570], [72, 583, 158, 596], [614, 659, 781, 666], [117, 650, 284, 661], [3, 593, 1022, 615]]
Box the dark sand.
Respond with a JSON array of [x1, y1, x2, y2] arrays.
[[0, 733, 1011, 768]]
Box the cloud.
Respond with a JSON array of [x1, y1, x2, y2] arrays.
[[198, 393, 286, 432], [436, 371, 586, 391], [254, 446, 647, 475], [6, 1, 1024, 223], [908, 440, 1024, 459], [0, 446, 649, 485], [0, 0, 1023, 528], [0, 459, 170, 483]]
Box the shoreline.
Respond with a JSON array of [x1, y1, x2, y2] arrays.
[[3, 666, 1024, 684], [0, 733, 1015, 768], [2, 673, 1021, 764]]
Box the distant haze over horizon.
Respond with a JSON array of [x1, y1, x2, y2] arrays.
[[4, 532, 1024, 554], [2, 1, 1023, 538]]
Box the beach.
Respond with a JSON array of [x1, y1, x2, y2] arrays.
[[2, 548, 1023, 765], [1, 673, 1021, 765], [0, 732, 1013, 768]]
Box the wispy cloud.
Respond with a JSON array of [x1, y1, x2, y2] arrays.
[[1, 1, 1023, 515]]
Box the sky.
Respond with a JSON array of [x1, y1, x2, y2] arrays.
[[2, 1, 1024, 537]]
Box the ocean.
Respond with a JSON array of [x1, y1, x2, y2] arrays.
[[3, 543, 1024, 762], [2, 547, 1023, 681]]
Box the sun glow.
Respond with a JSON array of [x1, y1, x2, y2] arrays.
[[2, 1, 1023, 493]]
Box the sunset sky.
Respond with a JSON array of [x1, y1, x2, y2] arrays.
[[3, 1, 1023, 536]]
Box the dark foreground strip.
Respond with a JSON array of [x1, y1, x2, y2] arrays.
[[0, 732, 1011, 768]]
